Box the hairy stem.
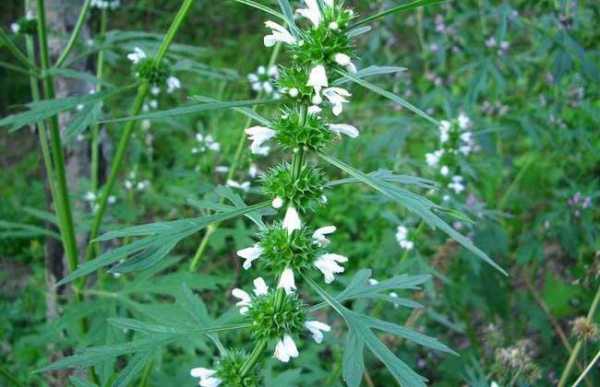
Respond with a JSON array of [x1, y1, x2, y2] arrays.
[[54, 0, 92, 67], [36, 0, 81, 292]]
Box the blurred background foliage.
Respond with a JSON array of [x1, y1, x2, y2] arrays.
[[0, 0, 598, 386]]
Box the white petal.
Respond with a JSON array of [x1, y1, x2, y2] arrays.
[[272, 196, 284, 209], [274, 338, 290, 362], [334, 53, 351, 66], [305, 320, 331, 343], [307, 65, 328, 94], [200, 377, 222, 387], [253, 277, 269, 296], [237, 244, 263, 270], [283, 334, 299, 358], [328, 124, 359, 138], [282, 207, 302, 234], [312, 225, 336, 246], [190, 368, 216, 378], [277, 267, 296, 294]]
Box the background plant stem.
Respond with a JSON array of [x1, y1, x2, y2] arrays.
[[36, 0, 81, 294], [558, 284, 600, 387], [85, 0, 196, 263], [54, 0, 92, 67]]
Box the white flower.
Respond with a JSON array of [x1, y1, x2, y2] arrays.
[[296, 0, 322, 27], [245, 126, 276, 155], [248, 65, 279, 95], [425, 149, 444, 167], [272, 196, 284, 209], [127, 47, 146, 64], [190, 367, 222, 387], [282, 207, 302, 234], [439, 120, 451, 143], [312, 226, 336, 246], [389, 292, 400, 309], [253, 277, 269, 296], [328, 124, 359, 138], [84, 191, 96, 202], [308, 105, 322, 115], [107, 195, 117, 204], [274, 334, 299, 363], [314, 253, 348, 283], [232, 288, 252, 315], [490, 382, 500, 387], [215, 165, 229, 174], [150, 86, 161, 95], [264, 21, 296, 47], [289, 88, 299, 97], [440, 165, 449, 176], [11, 23, 20, 34], [448, 175, 465, 194], [395, 226, 414, 251], [457, 113, 471, 129], [305, 320, 331, 343], [166, 76, 181, 93], [368, 278, 379, 286], [307, 65, 328, 102], [334, 53, 357, 73], [277, 267, 296, 294], [226, 179, 251, 192], [237, 244, 263, 270], [323, 87, 351, 116]]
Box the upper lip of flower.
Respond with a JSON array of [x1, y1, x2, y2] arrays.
[[264, 20, 297, 47]]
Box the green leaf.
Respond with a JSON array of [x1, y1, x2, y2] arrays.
[[190, 95, 272, 126], [343, 329, 365, 387], [319, 154, 507, 275], [0, 220, 60, 240], [112, 352, 151, 387], [333, 66, 405, 86], [232, 0, 285, 21], [336, 69, 439, 126], [69, 376, 97, 387], [38, 336, 176, 372], [64, 101, 103, 143], [45, 68, 114, 87], [100, 99, 278, 124], [304, 276, 428, 387], [0, 86, 131, 131], [57, 202, 270, 286], [351, 0, 448, 27]]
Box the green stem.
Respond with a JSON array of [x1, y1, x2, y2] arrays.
[[558, 284, 600, 387], [137, 360, 153, 387], [239, 339, 268, 377], [85, 81, 150, 261], [85, 0, 195, 263], [54, 0, 92, 67], [188, 43, 282, 272], [36, 0, 81, 290], [90, 9, 108, 194], [0, 27, 37, 72], [573, 348, 600, 387]]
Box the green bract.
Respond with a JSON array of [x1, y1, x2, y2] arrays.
[[15, 18, 37, 35], [258, 224, 321, 273], [134, 57, 171, 86], [216, 350, 259, 387], [274, 107, 333, 151], [262, 163, 326, 212], [277, 66, 313, 101], [290, 8, 354, 67], [248, 292, 306, 341]]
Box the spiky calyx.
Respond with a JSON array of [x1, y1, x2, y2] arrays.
[[262, 163, 326, 212], [248, 292, 306, 341]]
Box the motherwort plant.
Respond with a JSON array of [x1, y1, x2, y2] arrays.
[[20, 1, 506, 385]]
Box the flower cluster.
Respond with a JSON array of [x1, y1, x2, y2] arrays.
[[10, 11, 36, 35], [425, 113, 475, 201], [192, 132, 221, 154], [395, 225, 414, 251], [123, 171, 150, 192], [127, 47, 172, 88], [567, 191, 592, 218], [192, 0, 362, 381], [83, 191, 116, 212], [91, 0, 120, 10], [248, 65, 280, 98], [191, 350, 258, 387]]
